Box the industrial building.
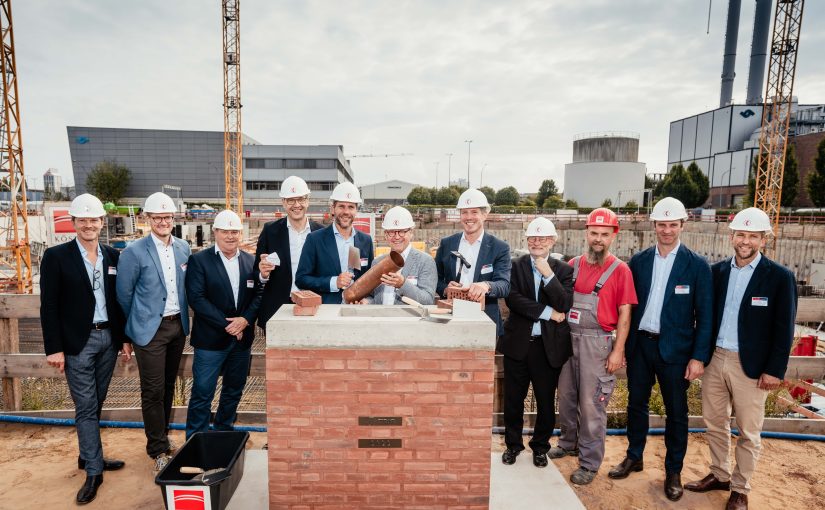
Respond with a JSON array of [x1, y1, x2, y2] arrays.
[[358, 180, 418, 208], [67, 126, 354, 211], [563, 132, 646, 207]]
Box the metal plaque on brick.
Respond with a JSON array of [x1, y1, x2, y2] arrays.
[[358, 439, 402, 448], [358, 416, 402, 426]]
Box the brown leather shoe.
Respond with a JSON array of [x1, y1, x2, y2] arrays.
[[726, 491, 748, 510], [685, 473, 731, 492], [664, 472, 683, 501]]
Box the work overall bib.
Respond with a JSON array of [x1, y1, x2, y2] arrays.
[[556, 256, 621, 472]]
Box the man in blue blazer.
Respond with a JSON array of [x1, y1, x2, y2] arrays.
[[116, 192, 190, 472], [608, 197, 712, 502], [685, 208, 797, 510], [435, 188, 511, 336], [296, 182, 374, 304], [185, 210, 262, 439]]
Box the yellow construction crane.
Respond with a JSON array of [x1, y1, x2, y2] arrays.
[[753, 0, 805, 251], [0, 0, 32, 293], [222, 0, 243, 214]]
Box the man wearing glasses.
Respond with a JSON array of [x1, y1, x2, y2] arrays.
[[117, 192, 190, 472], [40, 194, 130, 504], [254, 176, 322, 330], [358, 206, 437, 305]]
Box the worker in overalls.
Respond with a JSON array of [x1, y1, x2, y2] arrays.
[[548, 208, 637, 485]]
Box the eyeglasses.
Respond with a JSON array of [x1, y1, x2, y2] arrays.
[[92, 269, 101, 290], [149, 215, 174, 224], [385, 229, 411, 238], [527, 236, 554, 243], [285, 197, 308, 206]]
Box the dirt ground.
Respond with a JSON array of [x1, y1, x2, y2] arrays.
[[0, 423, 822, 509]]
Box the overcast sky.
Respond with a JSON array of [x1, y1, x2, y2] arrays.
[[14, 0, 825, 194]]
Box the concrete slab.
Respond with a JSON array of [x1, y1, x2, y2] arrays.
[[489, 452, 585, 510], [226, 450, 268, 510]]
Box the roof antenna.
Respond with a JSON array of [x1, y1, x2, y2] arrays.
[[707, 0, 713, 34]]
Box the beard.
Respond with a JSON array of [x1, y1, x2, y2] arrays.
[[587, 244, 607, 265]]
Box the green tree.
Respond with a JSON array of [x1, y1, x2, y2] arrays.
[[685, 162, 709, 207], [542, 195, 564, 209], [85, 160, 131, 204], [494, 186, 520, 206], [435, 186, 459, 205], [478, 186, 496, 204], [535, 179, 559, 208], [601, 198, 612, 207], [564, 199, 579, 208], [808, 138, 825, 206], [747, 145, 800, 207], [520, 197, 536, 207], [407, 186, 433, 205], [659, 164, 699, 207], [624, 199, 639, 210]]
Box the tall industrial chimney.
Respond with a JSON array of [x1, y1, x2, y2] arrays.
[[746, 0, 772, 105], [720, 0, 743, 108]]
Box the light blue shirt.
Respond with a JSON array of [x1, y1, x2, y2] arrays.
[[329, 223, 355, 293], [638, 242, 680, 334], [716, 253, 762, 352], [531, 258, 554, 337], [76, 239, 108, 323]]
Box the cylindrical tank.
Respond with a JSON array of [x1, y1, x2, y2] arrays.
[[720, 0, 743, 108], [343, 250, 405, 303], [572, 132, 640, 163]]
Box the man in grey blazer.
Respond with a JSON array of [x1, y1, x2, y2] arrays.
[[117, 192, 191, 472], [361, 207, 437, 305]]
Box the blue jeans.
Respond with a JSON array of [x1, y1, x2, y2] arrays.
[[185, 341, 251, 439], [64, 329, 117, 476]]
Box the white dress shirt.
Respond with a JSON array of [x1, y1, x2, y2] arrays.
[[287, 219, 312, 292], [152, 233, 180, 316], [215, 245, 241, 306], [638, 241, 680, 334], [382, 244, 412, 305], [456, 231, 484, 287]]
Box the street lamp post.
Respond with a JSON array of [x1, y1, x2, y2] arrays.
[[434, 162, 440, 189], [464, 140, 472, 188], [445, 153, 453, 187], [718, 167, 732, 208], [481, 163, 487, 187]]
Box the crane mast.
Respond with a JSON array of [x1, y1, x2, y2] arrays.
[[222, 0, 243, 214]]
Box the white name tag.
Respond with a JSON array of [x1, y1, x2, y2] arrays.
[[108, 267, 117, 275], [246, 279, 254, 288], [180, 263, 187, 271], [360, 258, 369, 267], [406, 276, 418, 286], [480, 264, 493, 275], [751, 297, 768, 307], [675, 285, 690, 295], [568, 309, 581, 324]]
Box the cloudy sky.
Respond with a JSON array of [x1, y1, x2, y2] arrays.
[[14, 0, 825, 194]]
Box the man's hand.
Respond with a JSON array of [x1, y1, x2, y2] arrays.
[[684, 359, 704, 381], [534, 257, 553, 278], [258, 253, 276, 279], [467, 282, 490, 301], [550, 310, 566, 323], [757, 373, 782, 390], [337, 271, 354, 289], [225, 317, 249, 337], [120, 343, 133, 362], [605, 348, 624, 374], [380, 271, 404, 289], [46, 352, 65, 373], [447, 281, 464, 290]]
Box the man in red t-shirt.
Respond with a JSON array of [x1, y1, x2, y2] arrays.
[[548, 208, 638, 486]]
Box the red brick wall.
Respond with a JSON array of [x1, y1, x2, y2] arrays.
[[266, 348, 495, 509], [792, 131, 825, 207]]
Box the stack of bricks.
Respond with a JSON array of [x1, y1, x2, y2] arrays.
[[291, 290, 321, 316], [266, 347, 495, 509]]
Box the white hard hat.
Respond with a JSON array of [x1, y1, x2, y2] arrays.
[[382, 206, 415, 230], [68, 193, 106, 218], [525, 217, 557, 237], [456, 188, 490, 209], [729, 207, 772, 233], [143, 192, 176, 214], [213, 210, 243, 230], [329, 181, 362, 204], [280, 176, 311, 198], [650, 197, 688, 221]]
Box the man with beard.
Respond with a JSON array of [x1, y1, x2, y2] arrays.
[[254, 176, 323, 329], [434, 188, 511, 336], [549, 207, 637, 486], [608, 197, 712, 502], [685, 208, 796, 510], [40, 194, 130, 504], [296, 182, 374, 303]]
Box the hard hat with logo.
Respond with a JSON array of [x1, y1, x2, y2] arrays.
[[456, 188, 490, 209], [279, 175, 311, 198], [143, 192, 176, 214], [729, 207, 772, 233], [329, 181, 362, 204], [68, 193, 106, 218], [650, 197, 688, 221], [525, 217, 557, 237], [382, 206, 415, 230], [586, 208, 620, 232], [213, 210, 243, 230]]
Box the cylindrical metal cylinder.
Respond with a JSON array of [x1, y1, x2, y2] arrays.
[[342, 250, 405, 303], [746, 0, 772, 105], [720, 0, 742, 108]]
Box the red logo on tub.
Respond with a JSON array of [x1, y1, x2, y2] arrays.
[[172, 489, 206, 510]]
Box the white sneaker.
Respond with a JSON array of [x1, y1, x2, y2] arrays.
[[153, 453, 171, 473], [166, 439, 179, 455]]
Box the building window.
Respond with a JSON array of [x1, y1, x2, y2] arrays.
[[246, 180, 282, 191], [265, 159, 283, 169], [307, 181, 336, 191], [285, 159, 303, 169], [245, 158, 265, 169], [316, 159, 335, 169]]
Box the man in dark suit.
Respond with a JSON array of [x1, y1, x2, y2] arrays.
[[184, 210, 262, 439], [499, 218, 573, 468], [254, 176, 322, 329], [40, 194, 130, 505], [685, 208, 797, 510], [434, 188, 511, 336], [296, 182, 374, 304], [608, 197, 712, 502]]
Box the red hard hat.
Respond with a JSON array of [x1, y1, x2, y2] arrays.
[[586, 208, 619, 232]]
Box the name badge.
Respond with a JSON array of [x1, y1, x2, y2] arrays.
[[480, 264, 493, 275], [180, 263, 187, 271], [360, 258, 369, 267], [751, 297, 768, 307], [675, 285, 690, 295], [568, 309, 581, 324], [246, 279, 254, 288], [108, 267, 117, 275], [406, 276, 418, 286]]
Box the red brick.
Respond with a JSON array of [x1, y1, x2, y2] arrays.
[[292, 304, 319, 316], [291, 290, 322, 307]]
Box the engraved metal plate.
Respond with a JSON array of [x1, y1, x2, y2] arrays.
[[358, 416, 402, 426], [358, 439, 402, 448]]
